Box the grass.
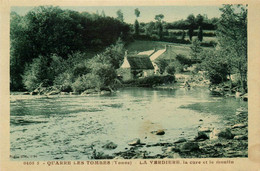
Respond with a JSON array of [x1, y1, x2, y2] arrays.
[[126, 40, 191, 56], [126, 40, 214, 58]]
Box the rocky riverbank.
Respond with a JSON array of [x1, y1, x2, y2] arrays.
[[19, 85, 113, 96], [91, 107, 248, 159]]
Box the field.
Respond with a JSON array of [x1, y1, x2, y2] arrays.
[[126, 40, 213, 58]]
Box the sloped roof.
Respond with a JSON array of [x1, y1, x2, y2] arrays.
[[137, 49, 155, 56], [127, 55, 154, 70], [150, 49, 166, 61]]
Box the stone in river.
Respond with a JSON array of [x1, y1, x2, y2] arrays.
[[128, 138, 141, 146], [174, 138, 187, 144], [218, 128, 234, 139], [198, 127, 212, 132], [47, 91, 60, 96], [181, 142, 199, 152], [232, 123, 247, 129], [102, 141, 118, 149], [234, 135, 248, 140], [195, 131, 209, 140], [155, 129, 165, 135]]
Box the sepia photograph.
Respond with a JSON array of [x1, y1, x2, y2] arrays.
[[8, 4, 249, 162]]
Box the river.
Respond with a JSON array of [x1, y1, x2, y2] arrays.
[[10, 87, 247, 160]]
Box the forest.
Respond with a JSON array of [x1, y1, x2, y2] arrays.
[[10, 5, 247, 94]]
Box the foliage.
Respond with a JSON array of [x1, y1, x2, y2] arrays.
[[175, 54, 193, 67], [155, 14, 164, 22], [190, 39, 203, 63], [216, 5, 247, 92], [134, 20, 140, 36], [165, 62, 176, 75], [198, 26, 203, 41], [200, 50, 229, 84], [135, 8, 140, 18], [116, 10, 124, 22], [10, 6, 131, 90], [123, 75, 175, 87], [155, 58, 169, 74], [22, 56, 50, 91], [187, 14, 196, 41]]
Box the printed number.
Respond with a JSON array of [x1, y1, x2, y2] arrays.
[[23, 161, 34, 165]]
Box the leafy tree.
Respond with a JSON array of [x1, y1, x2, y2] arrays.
[[200, 50, 229, 84], [155, 14, 164, 40], [101, 10, 106, 17], [198, 26, 203, 41], [135, 8, 140, 18], [217, 5, 247, 92], [165, 62, 176, 75], [134, 8, 141, 36], [144, 21, 155, 36], [155, 58, 168, 74], [155, 14, 164, 22], [187, 14, 196, 41], [22, 56, 50, 91], [196, 14, 204, 26], [190, 39, 203, 63], [134, 20, 140, 36], [116, 9, 124, 22], [181, 30, 186, 41]]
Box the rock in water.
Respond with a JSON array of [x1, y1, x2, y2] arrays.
[[155, 129, 165, 135], [128, 138, 141, 146], [47, 91, 60, 96], [232, 123, 247, 129], [218, 128, 234, 139], [181, 142, 199, 152], [100, 90, 111, 95], [233, 135, 248, 140], [195, 131, 209, 140], [102, 142, 118, 149], [174, 138, 187, 144]]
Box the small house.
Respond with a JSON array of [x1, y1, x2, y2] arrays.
[[117, 52, 154, 81]]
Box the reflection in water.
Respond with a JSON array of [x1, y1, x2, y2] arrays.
[[10, 87, 247, 160]]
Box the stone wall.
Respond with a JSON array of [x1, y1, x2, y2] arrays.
[[117, 68, 132, 81]]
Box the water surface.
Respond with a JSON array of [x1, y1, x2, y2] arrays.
[[10, 87, 247, 160]]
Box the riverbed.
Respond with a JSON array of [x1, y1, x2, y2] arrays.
[[10, 87, 247, 160]]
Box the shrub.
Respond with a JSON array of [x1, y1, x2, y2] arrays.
[[71, 73, 102, 93], [22, 56, 50, 91], [165, 62, 176, 75]]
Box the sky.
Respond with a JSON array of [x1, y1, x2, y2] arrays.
[[11, 6, 222, 24]]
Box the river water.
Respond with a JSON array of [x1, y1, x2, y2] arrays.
[[10, 87, 247, 160]]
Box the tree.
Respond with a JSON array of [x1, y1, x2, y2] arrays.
[[190, 39, 203, 63], [196, 14, 204, 26], [22, 56, 50, 91], [116, 9, 124, 22], [155, 14, 164, 40], [217, 5, 247, 92], [134, 20, 140, 36], [144, 21, 155, 36], [187, 14, 196, 41], [165, 62, 175, 75], [181, 30, 186, 41], [134, 8, 140, 18], [155, 14, 164, 22], [198, 26, 203, 41], [134, 8, 141, 36], [200, 49, 229, 84]]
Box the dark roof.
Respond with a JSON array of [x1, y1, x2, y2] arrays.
[[127, 55, 154, 70]]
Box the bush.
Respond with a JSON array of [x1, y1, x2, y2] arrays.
[[71, 73, 102, 93], [123, 75, 175, 87], [22, 56, 50, 91], [175, 54, 193, 66], [165, 62, 176, 75]]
